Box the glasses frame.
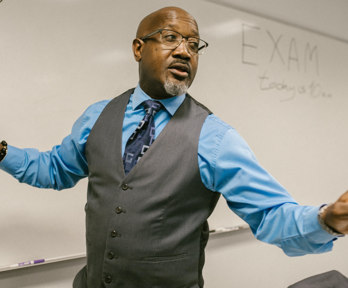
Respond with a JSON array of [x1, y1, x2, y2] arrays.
[[140, 29, 209, 55]]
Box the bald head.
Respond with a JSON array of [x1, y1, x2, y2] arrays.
[[132, 6, 200, 99], [136, 7, 199, 38]]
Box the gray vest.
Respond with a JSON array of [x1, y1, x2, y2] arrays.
[[74, 89, 220, 288]]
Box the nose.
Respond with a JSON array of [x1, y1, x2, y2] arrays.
[[172, 38, 192, 59]]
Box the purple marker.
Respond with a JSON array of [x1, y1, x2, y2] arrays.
[[11, 259, 45, 268], [0, 253, 86, 272]]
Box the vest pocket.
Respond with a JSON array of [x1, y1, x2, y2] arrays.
[[140, 253, 187, 262], [130, 254, 197, 287]]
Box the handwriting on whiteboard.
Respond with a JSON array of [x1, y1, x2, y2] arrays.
[[241, 23, 332, 101], [241, 23, 320, 73], [259, 70, 332, 102]]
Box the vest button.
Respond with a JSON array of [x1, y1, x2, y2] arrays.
[[105, 276, 112, 283], [115, 207, 122, 214], [122, 184, 129, 190], [108, 252, 114, 259], [111, 230, 117, 238]]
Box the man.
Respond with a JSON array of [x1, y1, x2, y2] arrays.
[[0, 6, 347, 288]]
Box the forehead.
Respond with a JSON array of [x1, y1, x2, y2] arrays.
[[151, 11, 199, 37]]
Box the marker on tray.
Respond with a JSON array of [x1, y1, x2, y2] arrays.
[[10, 259, 45, 268], [0, 253, 86, 272]]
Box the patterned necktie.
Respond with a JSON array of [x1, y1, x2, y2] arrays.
[[123, 100, 163, 175]]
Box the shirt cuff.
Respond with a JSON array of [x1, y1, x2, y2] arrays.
[[304, 205, 339, 244], [0, 145, 25, 175]]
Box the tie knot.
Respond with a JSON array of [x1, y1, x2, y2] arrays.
[[142, 100, 163, 116]]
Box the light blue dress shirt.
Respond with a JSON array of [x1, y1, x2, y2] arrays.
[[0, 84, 336, 256]]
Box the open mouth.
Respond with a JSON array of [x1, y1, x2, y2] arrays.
[[168, 63, 190, 78]]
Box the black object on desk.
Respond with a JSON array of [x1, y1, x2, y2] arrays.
[[288, 270, 348, 288]]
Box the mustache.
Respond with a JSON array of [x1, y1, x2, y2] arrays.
[[170, 59, 189, 65]]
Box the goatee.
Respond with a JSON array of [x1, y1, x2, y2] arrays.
[[164, 79, 188, 96]]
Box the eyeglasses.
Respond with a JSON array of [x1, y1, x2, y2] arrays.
[[140, 29, 208, 55]]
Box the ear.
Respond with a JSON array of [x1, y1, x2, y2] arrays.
[[132, 38, 144, 62]]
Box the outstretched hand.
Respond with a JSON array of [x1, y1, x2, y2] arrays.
[[322, 191, 348, 234]]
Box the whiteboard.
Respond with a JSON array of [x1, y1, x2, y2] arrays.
[[1, 0, 348, 269]]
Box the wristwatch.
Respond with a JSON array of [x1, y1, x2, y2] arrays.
[[0, 140, 8, 163], [317, 204, 344, 237]]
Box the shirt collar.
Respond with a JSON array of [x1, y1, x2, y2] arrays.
[[132, 83, 186, 116]]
